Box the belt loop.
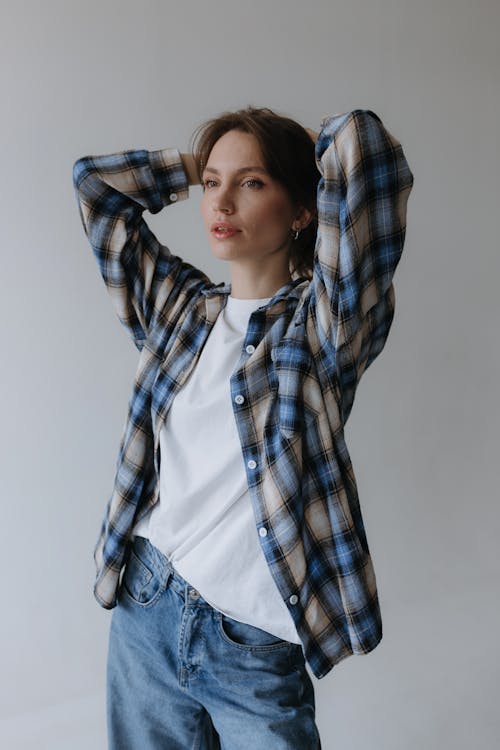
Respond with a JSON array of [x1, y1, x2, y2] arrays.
[[163, 559, 173, 592]]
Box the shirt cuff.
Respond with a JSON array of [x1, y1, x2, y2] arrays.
[[148, 147, 190, 209]]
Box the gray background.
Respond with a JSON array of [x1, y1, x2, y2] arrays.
[[1, 0, 499, 748]]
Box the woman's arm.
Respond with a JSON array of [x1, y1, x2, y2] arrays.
[[312, 110, 414, 422], [73, 147, 209, 349]]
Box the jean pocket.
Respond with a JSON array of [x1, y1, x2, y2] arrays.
[[121, 549, 165, 608], [217, 613, 291, 652]]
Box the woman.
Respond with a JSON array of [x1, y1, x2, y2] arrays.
[[73, 106, 413, 749]]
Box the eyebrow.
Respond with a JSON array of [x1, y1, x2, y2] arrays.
[[202, 166, 268, 176]]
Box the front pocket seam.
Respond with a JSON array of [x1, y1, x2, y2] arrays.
[[121, 578, 166, 609], [216, 613, 291, 653], [121, 552, 168, 609]]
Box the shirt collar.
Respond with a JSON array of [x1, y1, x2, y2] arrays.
[[201, 276, 309, 306]]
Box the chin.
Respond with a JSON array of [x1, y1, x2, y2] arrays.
[[210, 243, 240, 260]]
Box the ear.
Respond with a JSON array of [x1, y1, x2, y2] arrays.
[[293, 205, 314, 232]]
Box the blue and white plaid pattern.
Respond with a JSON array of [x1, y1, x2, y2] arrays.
[[73, 110, 413, 678]]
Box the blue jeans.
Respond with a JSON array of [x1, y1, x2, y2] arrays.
[[107, 536, 321, 749]]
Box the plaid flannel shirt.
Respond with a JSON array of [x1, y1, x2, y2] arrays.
[[73, 109, 413, 679]]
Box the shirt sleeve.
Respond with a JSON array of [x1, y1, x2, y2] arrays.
[[312, 109, 414, 422], [73, 148, 211, 349]]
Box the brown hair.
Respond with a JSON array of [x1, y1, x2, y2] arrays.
[[191, 107, 318, 280]]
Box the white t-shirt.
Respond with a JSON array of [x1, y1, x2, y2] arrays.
[[133, 294, 301, 644]]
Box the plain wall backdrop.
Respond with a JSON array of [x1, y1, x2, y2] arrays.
[[1, 0, 499, 748]]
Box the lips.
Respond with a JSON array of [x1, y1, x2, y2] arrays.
[[210, 222, 240, 239]]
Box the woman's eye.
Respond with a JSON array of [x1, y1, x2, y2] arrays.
[[243, 178, 264, 189], [202, 179, 218, 189]]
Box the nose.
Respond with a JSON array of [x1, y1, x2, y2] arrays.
[[212, 186, 234, 214]]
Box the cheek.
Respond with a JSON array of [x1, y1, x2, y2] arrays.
[[257, 200, 293, 234], [200, 197, 211, 228]]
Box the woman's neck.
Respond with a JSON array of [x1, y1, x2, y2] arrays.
[[229, 262, 292, 300]]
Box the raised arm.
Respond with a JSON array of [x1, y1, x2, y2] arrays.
[[312, 109, 414, 422], [73, 147, 208, 349]]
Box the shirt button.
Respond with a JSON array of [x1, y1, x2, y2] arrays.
[[289, 594, 298, 605], [259, 527, 268, 537], [247, 459, 257, 470], [245, 344, 255, 354], [234, 394, 245, 405], [169, 192, 178, 202]]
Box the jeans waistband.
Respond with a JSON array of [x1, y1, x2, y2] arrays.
[[130, 535, 211, 605]]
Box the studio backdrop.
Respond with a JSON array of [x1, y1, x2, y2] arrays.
[[1, 1, 498, 748]]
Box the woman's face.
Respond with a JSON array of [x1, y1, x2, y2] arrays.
[[200, 129, 300, 269]]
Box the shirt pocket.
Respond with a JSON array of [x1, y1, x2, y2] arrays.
[[270, 339, 319, 440]]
